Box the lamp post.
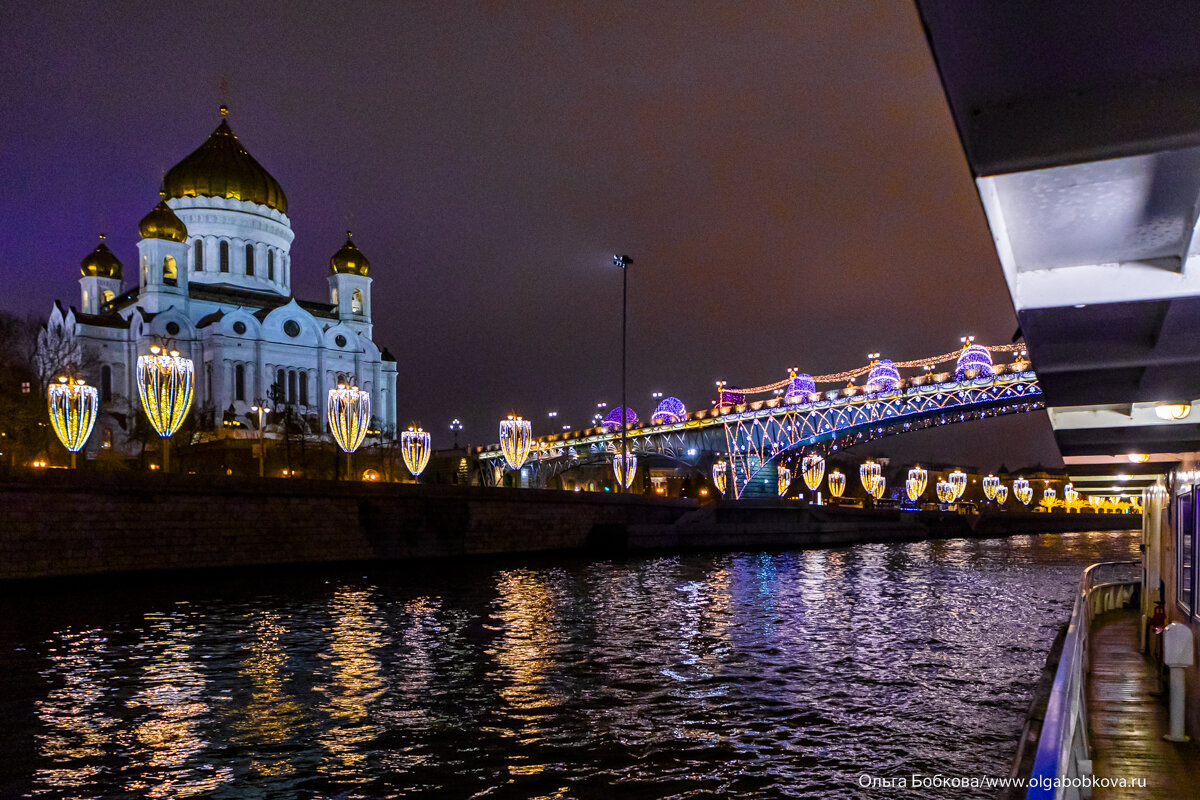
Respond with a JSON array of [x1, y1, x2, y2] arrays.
[[250, 403, 270, 477], [450, 418, 463, 449], [136, 345, 194, 473], [613, 254, 632, 491], [402, 426, 432, 479]]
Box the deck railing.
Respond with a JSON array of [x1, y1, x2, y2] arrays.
[[1025, 560, 1141, 799]]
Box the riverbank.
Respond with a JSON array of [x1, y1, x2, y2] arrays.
[[0, 472, 1138, 582]]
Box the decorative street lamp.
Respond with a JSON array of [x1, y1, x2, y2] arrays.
[[1013, 477, 1033, 506], [450, 418, 463, 449], [613, 254, 632, 492], [982, 474, 1000, 502], [402, 426, 432, 479], [802, 452, 825, 500], [499, 415, 532, 471], [936, 479, 956, 503], [613, 451, 637, 490], [47, 376, 98, 469], [777, 464, 792, 497], [328, 382, 370, 479], [948, 469, 967, 501], [828, 469, 846, 498], [871, 476, 886, 500], [136, 345, 194, 473], [859, 460, 881, 495], [1042, 487, 1058, 510], [906, 465, 927, 502], [250, 402, 270, 477], [712, 458, 728, 495], [994, 484, 1009, 505]]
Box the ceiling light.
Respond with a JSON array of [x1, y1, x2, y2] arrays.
[[1128, 453, 1150, 463], [1155, 403, 1191, 421]]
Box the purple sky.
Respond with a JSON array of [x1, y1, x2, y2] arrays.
[[0, 2, 1061, 469]]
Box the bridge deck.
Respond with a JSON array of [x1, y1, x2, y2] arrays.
[[1088, 609, 1200, 799]]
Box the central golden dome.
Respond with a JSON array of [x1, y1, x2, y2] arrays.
[[162, 109, 288, 213]]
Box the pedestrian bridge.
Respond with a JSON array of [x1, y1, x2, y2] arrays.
[[478, 342, 1042, 497]]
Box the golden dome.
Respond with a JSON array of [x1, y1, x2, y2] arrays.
[[330, 231, 369, 276], [162, 108, 288, 213], [80, 235, 122, 279], [138, 197, 188, 242]]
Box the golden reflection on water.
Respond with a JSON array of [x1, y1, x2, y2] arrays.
[[34, 629, 118, 794], [314, 589, 386, 780], [124, 609, 232, 797], [230, 610, 304, 778], [488, 570, 566, 776]]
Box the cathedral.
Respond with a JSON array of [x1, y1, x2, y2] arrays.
[[42, 107, 399, 458]]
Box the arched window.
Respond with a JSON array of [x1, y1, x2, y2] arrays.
[[331, 287, 339, 305], [83, 289, 89, 309], [163, 255, 177, 280], [194, 240, 203, 271], [100, 365, 112, 402], [299, 372, 309, 406], [101, 290, 115, 304], [220, 241, 230, 273], [245, 244, 255, 276], [268, 249, 275, 280], [235, 364, 245, 401], [288, 370, 297, 404], [275, 368, 285, 403], [351, 289, 363, 314]]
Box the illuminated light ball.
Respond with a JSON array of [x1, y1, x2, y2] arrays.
[[859, 460, 881, 494], [650, 397, 687, 425], [982, 474, 1000, 501], [777, 465, 792, 497], [785, 373, 817, 404], [614, 452, 637, 488], [948, 469, 967, 500], [801, 452, 825, 490], [865, 359, 901, 393], [499, 416, 533, 470], [906, 465, 927, 501], [401, 426, 432, 478], [328, 383, 371, 454], [994, 484, 1009, 504], [603, 406, 639, 429], [47, 377, 99, 454], [828, 469, 846, 498], [136, 345, 195, 438], [1013, 477, 1033, 505], [955, 344, 994, 381], [712, 459, 728, 495]]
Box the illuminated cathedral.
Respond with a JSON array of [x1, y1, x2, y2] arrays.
[[41, 107, 398, 457]]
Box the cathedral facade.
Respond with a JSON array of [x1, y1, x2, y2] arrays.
[[42, 108, 399, 458]]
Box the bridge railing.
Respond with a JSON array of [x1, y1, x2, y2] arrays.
[[1024, 560, 1141, 800]]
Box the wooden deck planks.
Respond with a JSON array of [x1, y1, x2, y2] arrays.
[[1088, 609, 1200, 800]]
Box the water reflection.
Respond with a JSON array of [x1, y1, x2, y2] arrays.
[[314, 589, 387, 780], [3, 530, 1140, 800], [124, 608, 231, 797], [34, 629, 118, 794]]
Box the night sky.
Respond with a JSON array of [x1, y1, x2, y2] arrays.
[[0, 1, 1061, 470]]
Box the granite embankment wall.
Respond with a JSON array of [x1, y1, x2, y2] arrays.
[[0, 472, 1140, 581]]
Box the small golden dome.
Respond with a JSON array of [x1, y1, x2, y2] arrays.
[[80, 235, 122, 279], [162, 109, 288, 213], [138, 198, 188, 242], [330, 231, 369, 276]]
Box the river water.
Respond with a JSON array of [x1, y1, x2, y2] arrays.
[[0, 530, 1138, 799]]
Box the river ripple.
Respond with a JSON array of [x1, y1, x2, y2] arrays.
[[0, 530, 1138, 798]]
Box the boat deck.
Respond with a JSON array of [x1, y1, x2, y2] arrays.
[[1089, 609, 1200, 799]]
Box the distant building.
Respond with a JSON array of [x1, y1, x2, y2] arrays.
[[40, 107, 398, 457]]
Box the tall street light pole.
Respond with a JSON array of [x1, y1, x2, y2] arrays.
[[613, 254, 632, 492], [250, 402, 270, 477]]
